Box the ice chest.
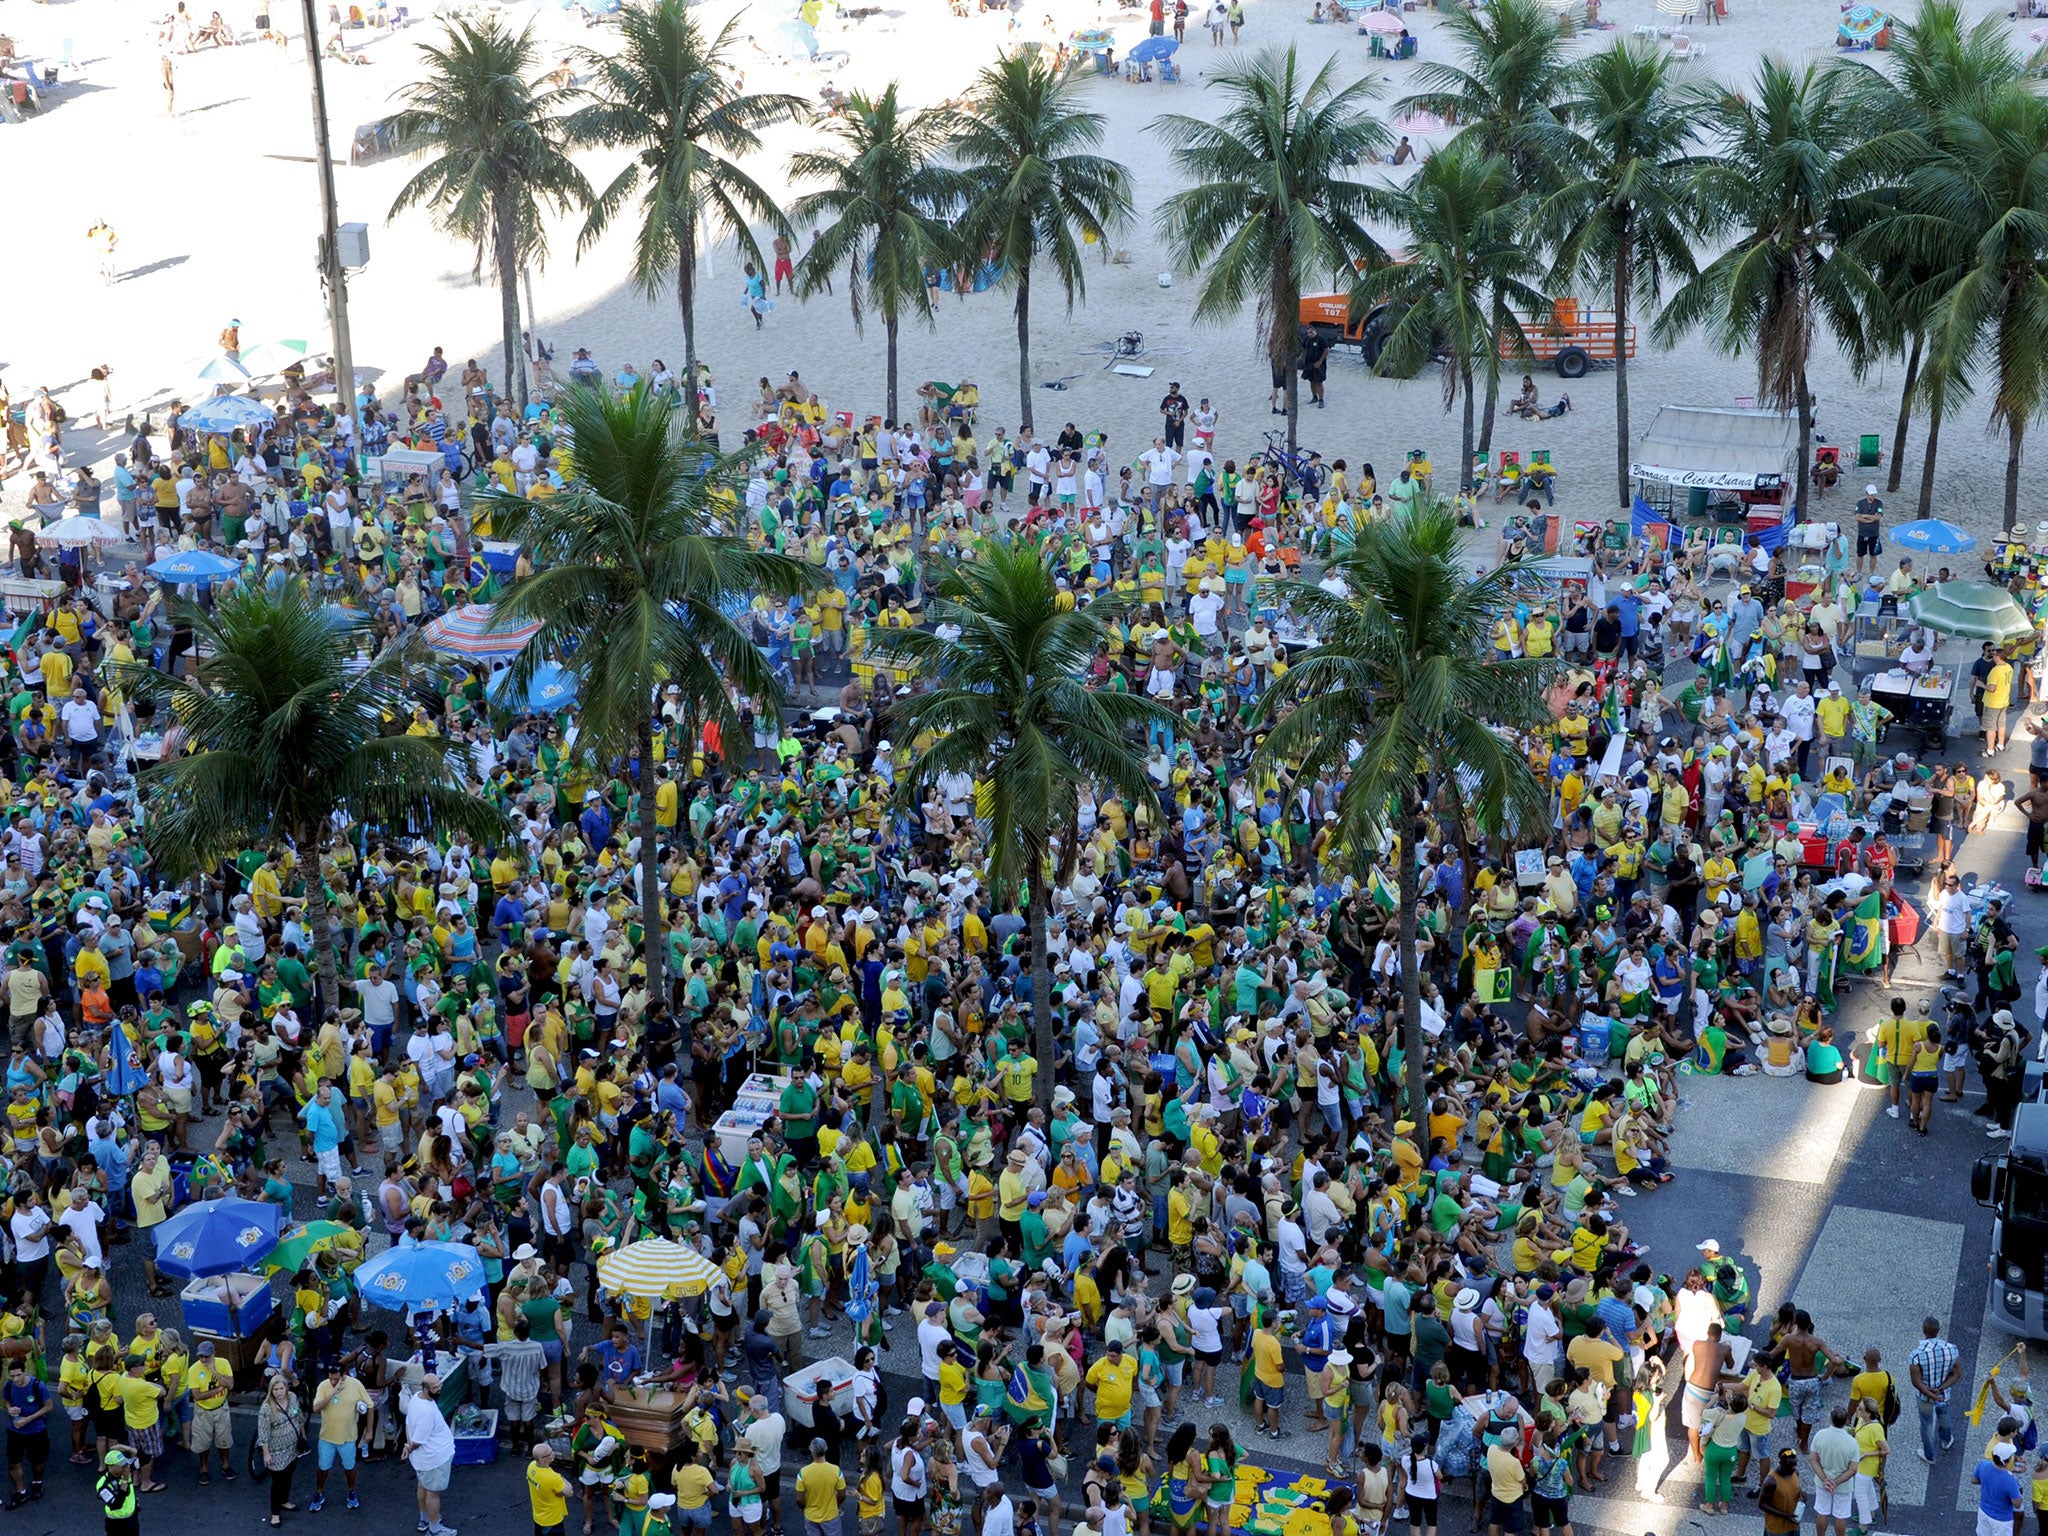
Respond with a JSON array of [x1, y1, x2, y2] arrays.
[[785, 1357, 860, 1428], [714, 1108, 775, 1167], [451, 1408, 498, 1465], [180, 1272, 274, 1337]]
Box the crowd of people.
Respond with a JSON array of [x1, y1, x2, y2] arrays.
[[0, 339, 2041, 1536]]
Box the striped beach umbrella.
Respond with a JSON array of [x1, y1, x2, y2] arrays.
[[422, 602, 540, 660], [596, 1238, 721, 1300]]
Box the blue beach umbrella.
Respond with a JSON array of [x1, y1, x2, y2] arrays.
[[147, 549, 242, 585], [152, 1197, 285, 1278], [352, 1241, 488, 1309], [489, 662, 578, 713], [1888, 518, 1976, 556], [1128, 35, 1178, 61], [178, 396, 274, 434]]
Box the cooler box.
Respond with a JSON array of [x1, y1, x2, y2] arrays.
[[1797, 827, 1829, 867], [180, 1272, 274, 1338], [714, 1108, 775, 1167], [1576, 1017, 1614, 1064], [784, 1357, 859, 1429], [739, 1072, 793, 1099], [450, 1408, 498, 1465]]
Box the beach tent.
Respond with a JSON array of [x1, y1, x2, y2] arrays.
[[1630, 406, 1798, 493]]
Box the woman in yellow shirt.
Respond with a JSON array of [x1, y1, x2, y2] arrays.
[[1905, 1025, 1943, 1133]]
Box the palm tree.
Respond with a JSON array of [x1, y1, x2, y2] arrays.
[[870, 540, 1169, 1112], [789, 84, 957, 425], [951, 53, 1134, 432], [122, 583, 505, 1010], [488, 382, 813, 996], [1656, 59, 1883, 516], [1847, 2, 2024, 510], [388, 17, 590, 413], [1547, 41, 1699, 509], [1398, 0, 1575, 455], [1361, 141, 1548, 492], [1255, 502, 1552, 1115], [1154, 46, 1389, 451], [571, 2, 806, 396], [1905, 86, 2048, 534]]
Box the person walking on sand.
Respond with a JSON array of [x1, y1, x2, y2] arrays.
[[744, 264, 769, 330], [88, 225, 118, 287]]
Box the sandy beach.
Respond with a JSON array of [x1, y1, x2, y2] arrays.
[[1, 0, 2040, 541]]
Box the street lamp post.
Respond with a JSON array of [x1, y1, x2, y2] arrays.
[[298, 0, 358, 422]]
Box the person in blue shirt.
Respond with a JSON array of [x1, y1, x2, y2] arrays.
[[4, 1359, 51, 1504], [1975, 1443, 2026, 1533], [491, 890, 525, 952], [579, 795, 613, 849], [585, 1324, 643, 1397]]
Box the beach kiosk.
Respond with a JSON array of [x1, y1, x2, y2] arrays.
[[1629, 406, 1799, 531]]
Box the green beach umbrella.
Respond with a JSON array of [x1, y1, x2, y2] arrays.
[[1908, 580, 2035, 644], [258, 1220, 353, 1275]]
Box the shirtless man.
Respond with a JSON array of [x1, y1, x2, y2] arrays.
[[771, 232, 795, 296], [2011, 770, 2048, 874], [1683, 1321, 1737, 1462], [1771, 1310, 1840, 1452]]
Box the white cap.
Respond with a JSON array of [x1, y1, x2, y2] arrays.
[[1865, 484, 1878, 496], [1696, 1238, 1721, 1252]]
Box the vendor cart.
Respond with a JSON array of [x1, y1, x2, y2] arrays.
[[1867, 664, 1955, 751]]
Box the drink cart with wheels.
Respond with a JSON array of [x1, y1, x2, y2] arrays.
[[1867, 666, 1956, 752]]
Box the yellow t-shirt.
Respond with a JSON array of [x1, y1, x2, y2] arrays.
[[1087, 1354, 1140, 1418], [673, 1465, 716, 1511], [796, 1462, 846, 1523], [938, 1359, 967, 1407], [120, 1375, 163, 1430], [529, 1463, 570, 1525], [1252, 1331, 1285, 1390]]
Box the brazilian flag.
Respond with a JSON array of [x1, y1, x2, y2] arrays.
[[1843, 890, 1886, 973]]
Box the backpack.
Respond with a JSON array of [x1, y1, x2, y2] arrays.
[[1877, 1371, 1901, 1428]]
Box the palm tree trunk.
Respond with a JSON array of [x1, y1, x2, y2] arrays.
[[885, 312, 901, 425], [677, 223, 700, 402], [636, 716, 667, 1002], [1477, 294, 1504, 465], [1887, 332, 1920, 494], [1459, 361, 1476, 493], [1015, 263, 1034, 434], [496, 198, 527, 417], [1025, 878, 1054, 1115], [1915, 399, 1944, 520], [2005, 413, 2025, 536], [301, 836, 341, 1013], [1794, 369, 1813, 516], [1395, 797, 1424, 1117], [1612, 237, 1632, 510]]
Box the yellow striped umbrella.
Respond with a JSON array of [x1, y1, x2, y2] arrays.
[[596, 1238, 721, 1300]]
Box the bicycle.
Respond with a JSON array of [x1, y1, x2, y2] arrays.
[[1254, 429, 1326, 499]]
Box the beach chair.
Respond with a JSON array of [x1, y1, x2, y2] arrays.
[[1813, 445, 1840, 494], [1856, 433, 1882, 468], [1494, 450, 1522, 503], [1469, 451, 1492, 499], [1734, 394, 1755, 409], [1669, 31, 1694, 59]]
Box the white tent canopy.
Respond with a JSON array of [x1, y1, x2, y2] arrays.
[[1631, 406, 1798, 492]]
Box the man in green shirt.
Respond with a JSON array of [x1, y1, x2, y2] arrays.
[[779, 1076, 819, 1163]]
